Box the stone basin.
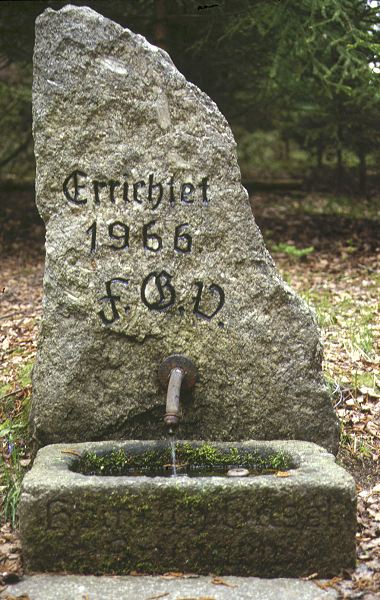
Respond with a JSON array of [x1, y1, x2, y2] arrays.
[[19, 440, 356, 577]]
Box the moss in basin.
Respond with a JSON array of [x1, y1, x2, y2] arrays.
[[70, 442, 293, 476]]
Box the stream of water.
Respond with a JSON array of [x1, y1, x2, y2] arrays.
[[169, 435, 177, 477]]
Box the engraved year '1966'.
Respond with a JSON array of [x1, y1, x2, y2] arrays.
[[86, 220, 192, 254]]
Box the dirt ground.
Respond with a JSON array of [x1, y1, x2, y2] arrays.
[[0, 188, 379, 599]]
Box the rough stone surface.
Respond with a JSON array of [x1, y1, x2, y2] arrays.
[[19, 440, 356, 577], [31, 5, 339, 451], [0, 574, 338, 600]]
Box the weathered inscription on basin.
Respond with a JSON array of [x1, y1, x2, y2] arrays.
[[45, 494, 337, 533]]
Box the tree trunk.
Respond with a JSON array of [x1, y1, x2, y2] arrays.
[[284, 138, 290, 161], [0, 135, 31, 170], [358, 149, 367, 196], [336, 147, 343, 192], [335, 122, 344, 192], [317, 142, 323, 168]]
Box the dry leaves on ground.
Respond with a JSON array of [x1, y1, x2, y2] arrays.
[[0, 189, 379, 599], [0, 524, 23, 593]]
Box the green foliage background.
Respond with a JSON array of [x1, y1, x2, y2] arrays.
[[0, 0, 379, 192]]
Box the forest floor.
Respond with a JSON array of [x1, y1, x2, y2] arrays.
[[0, 188, 379, 599]]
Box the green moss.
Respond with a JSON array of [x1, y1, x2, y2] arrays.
[[71, 443, 293, 476]]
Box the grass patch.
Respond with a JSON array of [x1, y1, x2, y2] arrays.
[[0, 442, 24, 527], [0, 382, 12, 397], [0, 357, 33, 527], [349, 323, 376, 359], [339, 426, 376, 461], [269, 242, 315, 262], [300, 289, 337, 327]]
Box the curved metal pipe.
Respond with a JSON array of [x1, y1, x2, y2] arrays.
[[158, 355, 198, 429], [164, 367, 185, 428]]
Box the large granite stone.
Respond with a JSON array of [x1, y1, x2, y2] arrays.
[[19, 440, 356, 576], [31, 5, 339, 451]]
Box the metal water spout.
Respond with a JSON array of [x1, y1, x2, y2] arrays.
[[158, 355, 198, 429]]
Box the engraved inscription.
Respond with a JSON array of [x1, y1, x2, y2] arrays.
[[63, 170, 88, 205], [193, 282, 225, 321], [174, 223, 192, 254], [46, 500, 71, 531], [141, 271, 176, 311], [97, 275, 224, 323], [108, 221, 129, 250], [45, 495, 336, 536], [142, 220, 162, 253], [98, 278, 129, 325], [63, 171, 209, 208], [85, 220, 191, 255], [62, 170, 225, 326]]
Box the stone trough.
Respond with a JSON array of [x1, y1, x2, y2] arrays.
[[20, 440, 356, 577]]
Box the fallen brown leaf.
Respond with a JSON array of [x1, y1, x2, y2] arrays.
[[145, 593, 169, 600], [160, 572, 199, 580], [315, 576, 343, 590], [275, 471, 290, 477], [61, 449, 81, 457], [211, 576, 237, 588]]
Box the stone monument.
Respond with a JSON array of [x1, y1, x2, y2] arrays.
[[31, 5, 339, 452]]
